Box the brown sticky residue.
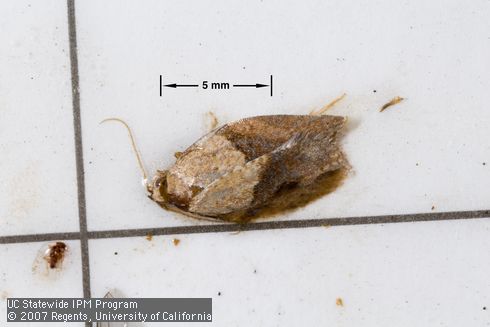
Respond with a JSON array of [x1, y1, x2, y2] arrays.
[[336, 298, 344, 306], [44, 242, 67, 269], [146, 233, 153, 241], [223, 168, 348, 223], [380, 96, 404, 112], [172, 238, 181, 246], [206, 111, 219, 131]]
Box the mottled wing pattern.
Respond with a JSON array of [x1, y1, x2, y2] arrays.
[[165, 132, 246, 206], [217, 115, 343, 160], [165, 115, 347, 217], [250, 117, 347, 209], [188, 156, 269, 216]]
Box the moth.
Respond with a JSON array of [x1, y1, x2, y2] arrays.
[[104, 96, 349, 222]]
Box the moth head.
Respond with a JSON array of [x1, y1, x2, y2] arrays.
[[147, 170, 168, 204]]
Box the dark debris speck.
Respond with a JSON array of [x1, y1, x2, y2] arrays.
[[45, 242, 67, 269]]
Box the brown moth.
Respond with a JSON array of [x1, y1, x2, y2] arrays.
[[148, 114, 348, 221], [103, 101, 349, 222]]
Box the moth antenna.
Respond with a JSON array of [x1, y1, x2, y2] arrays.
[[100, 118, 148, 184], [310, 93, 347, 116]]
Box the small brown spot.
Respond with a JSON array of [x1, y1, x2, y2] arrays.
[[44, 242, 67, 269], [172, 238, 181, 246], [380, 96, 404, 112], [146, 233, 153, 241], [336, 297, 344, 307], [190, 185, 203, 197], [174, 151, 183, 159], [431, 205, 435, 211]]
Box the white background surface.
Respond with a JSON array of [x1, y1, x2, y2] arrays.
[[1, 0, 489, 326]]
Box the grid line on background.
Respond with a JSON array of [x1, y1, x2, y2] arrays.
[[1, 209, 489, 245], [0, 232, 81, 245], [84, 209, 490, 238], [66, 0, 91, 307]]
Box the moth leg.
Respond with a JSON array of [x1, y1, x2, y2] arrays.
[[205, 111, 219, 131], [162, 203, 225, 222], [310, 93, 346, 116]]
